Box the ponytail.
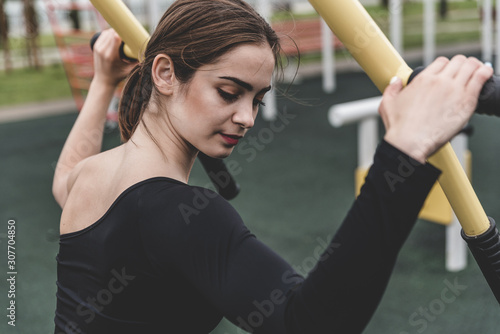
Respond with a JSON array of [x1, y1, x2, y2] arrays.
[[118, 64, 154, 142]]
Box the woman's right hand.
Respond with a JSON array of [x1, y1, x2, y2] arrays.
[[379, 55, 493, 164], [91, 29, 137, 87]]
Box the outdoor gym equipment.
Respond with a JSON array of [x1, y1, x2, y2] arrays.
[[309, 0, 500, 304], [88, 0, 500, 303]]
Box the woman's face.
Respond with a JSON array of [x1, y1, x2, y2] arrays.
[[165, 43, 275, 158]]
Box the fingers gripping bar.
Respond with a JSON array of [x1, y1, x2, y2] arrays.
[[89, 32, 137, 62], [409, 67, 500, 116], [308, 0, 490, 237]]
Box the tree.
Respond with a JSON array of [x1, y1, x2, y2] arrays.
[[0, 0, 12, 72], [23, 0, 41, 69], [439, 0, 448, 19], [68, 0, 81, 31]]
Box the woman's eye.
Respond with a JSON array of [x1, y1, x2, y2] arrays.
[[217, 88, 266, 108], [217, 88, 238, 103], [253, 99, 266, 107]]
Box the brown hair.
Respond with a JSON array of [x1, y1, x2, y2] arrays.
[[118, 0, 283, 142]]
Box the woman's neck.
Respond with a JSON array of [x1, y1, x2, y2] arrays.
[[124, 115, 197, 184]]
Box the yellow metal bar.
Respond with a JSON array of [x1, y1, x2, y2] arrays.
[[427, 143, 488, 236], [309, 0, 490, 236], [309, 0, 412, 90], [89, 0, 150, 61]]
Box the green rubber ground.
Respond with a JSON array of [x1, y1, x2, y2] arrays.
[[0, 70, 498, 334]]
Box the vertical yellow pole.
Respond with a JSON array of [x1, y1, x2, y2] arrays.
[[89, 0, 150, 61], [309, 0, 490, 236]]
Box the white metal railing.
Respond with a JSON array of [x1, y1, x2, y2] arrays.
[[329, 97, 469, 272]]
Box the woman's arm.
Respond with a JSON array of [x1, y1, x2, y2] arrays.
[[140, 145, 439, 334], [140, 56, 493, 334], [52, 29, 136, 208]]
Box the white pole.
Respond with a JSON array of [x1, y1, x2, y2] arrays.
[[482, 0, 493, 63], [256, 0, 277, 120], [255, 0, 271, 21], [423, 0, 436, 66], [496, 0, 500, 73], [321, 18, 336, 93], [262, 88, 278, 121], [329, 97, 468, 272], [328, 97, 380, 167], [146, 0, 161, 33], [328, 96, 381, 127], [358, 117, 378, 169], [389, 0, 403, 54], [446, 134, 469, 272]]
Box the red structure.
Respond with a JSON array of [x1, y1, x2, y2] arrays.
[[272, 18, 344, 56], [44, 1, 111, 112]]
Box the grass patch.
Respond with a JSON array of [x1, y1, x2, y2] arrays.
[[1, 34, 58, 51], [0, 64, 72, 107]]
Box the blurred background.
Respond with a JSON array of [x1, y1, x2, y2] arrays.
[[0, 0, 499, 333]]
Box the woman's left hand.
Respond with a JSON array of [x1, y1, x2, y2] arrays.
[[379, 55, 493, 163], [92, 29, 137, 87]]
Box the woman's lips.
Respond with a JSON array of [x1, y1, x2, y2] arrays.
[[220, 133, 242, 146]]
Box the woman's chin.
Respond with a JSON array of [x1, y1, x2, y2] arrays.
[[200, 147, 234, 159]]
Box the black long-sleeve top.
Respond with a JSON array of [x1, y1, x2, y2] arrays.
[[54, 141, 441, 334]]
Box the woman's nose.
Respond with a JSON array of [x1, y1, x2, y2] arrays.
[[232, 102, 256, 129]]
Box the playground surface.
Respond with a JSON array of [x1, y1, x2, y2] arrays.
[[0, 46, 499, 333]]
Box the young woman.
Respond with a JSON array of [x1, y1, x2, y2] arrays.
[[52, 0, 493, 333]]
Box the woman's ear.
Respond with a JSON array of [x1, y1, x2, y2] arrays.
[[152, 54, 176, 95]]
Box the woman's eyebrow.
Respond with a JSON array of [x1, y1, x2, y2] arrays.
[[219, 76, 272, 93]]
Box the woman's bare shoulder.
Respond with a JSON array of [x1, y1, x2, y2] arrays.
[[60, 147, 127, 234], [67, 147, 117, 191]]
